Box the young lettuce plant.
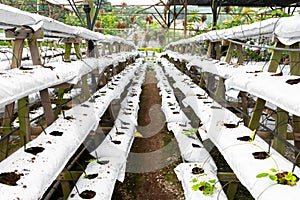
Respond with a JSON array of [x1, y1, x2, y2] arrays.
[[256, 168, 299, 186], [191, 177, 217, 196]]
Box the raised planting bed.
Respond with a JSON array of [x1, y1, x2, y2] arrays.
[[154, 64, 227, 199], [161, 58, 300, 200], [0, 61, 142, 199], [68, 63, 146, 199]]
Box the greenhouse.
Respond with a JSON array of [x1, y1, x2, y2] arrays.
[[0, 0, 300, 199]]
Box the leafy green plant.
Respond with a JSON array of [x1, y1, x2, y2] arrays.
[[191, 178, 217, 195], [182, 128, 198, 138], [256, 168, 299, 186]]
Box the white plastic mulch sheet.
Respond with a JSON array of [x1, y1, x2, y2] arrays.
[[166, 15, 300, 47], [161, 58, 300, 200], [0, 52, 137, 108], [153, 64, 227, 200], [225, 72, 300, 116], [67, 63, 146, 200], [174, 163, 227, 200], [0, 62, 141, 200]]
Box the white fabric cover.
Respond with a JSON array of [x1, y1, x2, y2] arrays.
[[68, 63, 146, 200], [0, 62, 141, 200]]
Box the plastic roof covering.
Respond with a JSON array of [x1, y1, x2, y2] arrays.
[[166, 15, 300, 47], [0, 4, 135, 47], [167, 0, 300, 7]]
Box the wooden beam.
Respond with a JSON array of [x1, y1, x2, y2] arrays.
[[289, 42, 300, 165], [248, 98, 266, 130], [268, 42, 285, 72], [40, 89, 55, 126], [11, 39, 25, 69], [0, 103, 15, 161], [273, 107, 289, 156], [18, 96, 31, 145], [225, 42, 234, 63]]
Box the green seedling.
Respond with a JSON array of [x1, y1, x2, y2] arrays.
[[256, 168, 299, 186]]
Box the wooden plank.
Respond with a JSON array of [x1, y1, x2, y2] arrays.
[[0, 103, 15, 161], [289, 42, 300, 165], [18, 96, 31, 145], [215, 42, 221, 60], [225, 42, 234, 63], [273, 107, 289, 156], [40, 89, 55, 126], [217, 172, 239, 182], [236, 44, 244, 64], [226, 182, 239, 200], [240, 91, 249, 126], [73, 43, 82, 59], [54, 88, 66, 119], [268, 42, 285, 72], [248, 42, 283, 130], [28, 38, 42, 65], [206, 41, 213, 58], [214, 77, 225, 103], [11, 39, 24, 69], [248, 98, 266, 130], [64, 43, 72, 61]]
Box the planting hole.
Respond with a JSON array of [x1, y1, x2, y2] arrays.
[[192, 167, 204, 174], [192, 143, 201, 148], [25, 147, 45, 155], [84, 173, 98, 179], [97, 160, 109, 165], [252, 151, 270, 160], [237, 136, 252, 142], [49, 131, 63, 136], [79, 190, 96, 199], [0, 172, 22, 186], [111, 140, 121, 145], [224, 123, 237, 128]]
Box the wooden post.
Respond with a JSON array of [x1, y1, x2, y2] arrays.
[[206, 42, 213, 58], [11, 39, 24, 69], [290, 42, 300, 165], [29, 36, 56, 127], [240, 92, 249, 126], [102, 43, 106, 55], [0, 103, 15, 161], [227, 182, 239, 200], [64, 43, 72, 61], [225, 42, 234, 63], [248, 41, 283, 130], [273, 107, 289, 155], [18, 97, 31, 145], [108, 43, 113, 55], [214, 77, 225, 103], [54, 88, 66, 119], [215, 41, 221, 60], [236, 44, 244, 64]]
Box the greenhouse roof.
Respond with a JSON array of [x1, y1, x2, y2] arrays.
[[167, 0, 300, 7]]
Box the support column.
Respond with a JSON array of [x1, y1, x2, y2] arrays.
[[273, 107, 289, 156], [248, 41, 283, 131], [290, 42, 300, 165], [0, 104, 15, 161]]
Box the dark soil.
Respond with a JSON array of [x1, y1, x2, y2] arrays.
[[25, 146, 45, 155], [237, 136, 252, 142], [79, 190, 96, 199], [252, 151, 270, 160], [49, 131, 63, 136], [0, 172, 22, 186]]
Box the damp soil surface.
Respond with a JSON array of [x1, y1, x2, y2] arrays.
[[112, 71, 184, 200]]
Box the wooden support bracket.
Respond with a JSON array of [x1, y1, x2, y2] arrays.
[[273, 107, 289, 156], [18, 96, 31, 145], [0, 103, 15, 161]]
